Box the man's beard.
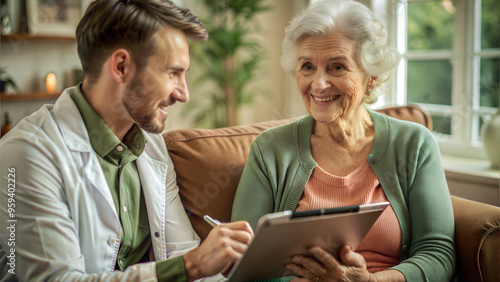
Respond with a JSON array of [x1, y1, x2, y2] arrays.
[[122, 76, 165, 134]]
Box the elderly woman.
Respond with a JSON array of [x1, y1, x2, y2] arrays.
[[231, 0, 455, 281]]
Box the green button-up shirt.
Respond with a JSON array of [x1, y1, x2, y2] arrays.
[[71, 86, 150, 270], [71, 86, 189, 281]]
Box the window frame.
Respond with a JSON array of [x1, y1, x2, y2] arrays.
[[386, 0, 500, 160]]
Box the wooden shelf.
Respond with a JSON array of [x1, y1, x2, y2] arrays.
[[1, 34, 72, 102], [1, 33, 75, 42], [1, 92, 62, 101]]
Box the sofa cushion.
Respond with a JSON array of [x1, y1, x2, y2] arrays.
[[163, 118, 298, 239]]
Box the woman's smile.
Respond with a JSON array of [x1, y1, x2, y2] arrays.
[[311, 94, 341, 103]]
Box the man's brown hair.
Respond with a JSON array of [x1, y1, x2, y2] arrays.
[[76, 0, 208, 84]]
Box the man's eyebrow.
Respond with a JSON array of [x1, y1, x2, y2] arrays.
[[169, 66, 188, 72], [168, 66, 185, 71]]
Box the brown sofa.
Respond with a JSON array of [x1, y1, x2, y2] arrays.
[[164, 105, 500, 282]]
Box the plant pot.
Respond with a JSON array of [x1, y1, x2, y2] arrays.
[[481, 110, 500, 169], [0, 81, 5, 93]]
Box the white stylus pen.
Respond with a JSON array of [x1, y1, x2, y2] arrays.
[[203, 214, 221, 227]]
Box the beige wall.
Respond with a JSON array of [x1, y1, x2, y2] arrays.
[[239, 0, 308, 125]]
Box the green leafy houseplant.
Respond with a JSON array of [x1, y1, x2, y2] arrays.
[[183, 0, 270, 128], [0, 66, 19, 93]]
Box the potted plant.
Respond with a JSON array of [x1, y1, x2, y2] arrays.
[[0, 66, 19, 93], [182, 0, 270, 128]]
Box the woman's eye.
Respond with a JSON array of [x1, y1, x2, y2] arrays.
[[331, 65, 345, 71], [301, 63, 314, 71]]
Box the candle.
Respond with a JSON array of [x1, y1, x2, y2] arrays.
[[46, 73, 57, 94]]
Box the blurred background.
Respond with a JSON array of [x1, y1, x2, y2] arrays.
[[0, 0, 499, 162]]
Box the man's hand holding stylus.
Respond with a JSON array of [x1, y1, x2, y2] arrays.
[[182, 220, 254, 281]]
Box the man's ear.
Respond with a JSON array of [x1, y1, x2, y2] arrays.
[[109, 49, 133, 83]]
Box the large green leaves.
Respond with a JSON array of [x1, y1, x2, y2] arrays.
[[183, 0, 270, 128]]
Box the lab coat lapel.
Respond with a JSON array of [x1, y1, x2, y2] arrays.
[[82, 153, 120, 223], [54, 89, 119, 222], [137, 150, 168, 261]]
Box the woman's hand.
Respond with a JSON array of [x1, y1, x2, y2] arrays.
[[285, 245, 375, 282]]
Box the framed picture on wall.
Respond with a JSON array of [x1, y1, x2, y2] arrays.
[[26, 0, 90, 36]]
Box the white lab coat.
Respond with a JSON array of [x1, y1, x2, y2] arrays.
[[0, 87, 200, 281]]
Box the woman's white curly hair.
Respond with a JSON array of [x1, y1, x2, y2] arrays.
[[281, 0, 401, 104]]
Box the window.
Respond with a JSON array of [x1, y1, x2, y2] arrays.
[[390, 0, 500, 158]]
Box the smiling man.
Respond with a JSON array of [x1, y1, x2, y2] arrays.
[[0, 1, 253, 281]]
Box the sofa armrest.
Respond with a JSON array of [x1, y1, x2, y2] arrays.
[[451, 195, 500, 282]]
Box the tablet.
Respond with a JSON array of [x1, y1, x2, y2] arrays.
[[227, 202, 390, 281]]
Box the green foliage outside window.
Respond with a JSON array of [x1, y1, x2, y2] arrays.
[[407, 1, 455, 50], [480, 0, 500, 109], [480, 58, 499, 108], [406, 0, 499, 135], [407, 60, 452, 106], [481, 0, 500, 49]]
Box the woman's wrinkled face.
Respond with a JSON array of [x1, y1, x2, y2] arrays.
[[295, 31, 370, 124]]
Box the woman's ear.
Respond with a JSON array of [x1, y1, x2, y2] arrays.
[[366, 76, 379, 95], [109, 49, 132, 83], [370, 76, 379, 89]]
